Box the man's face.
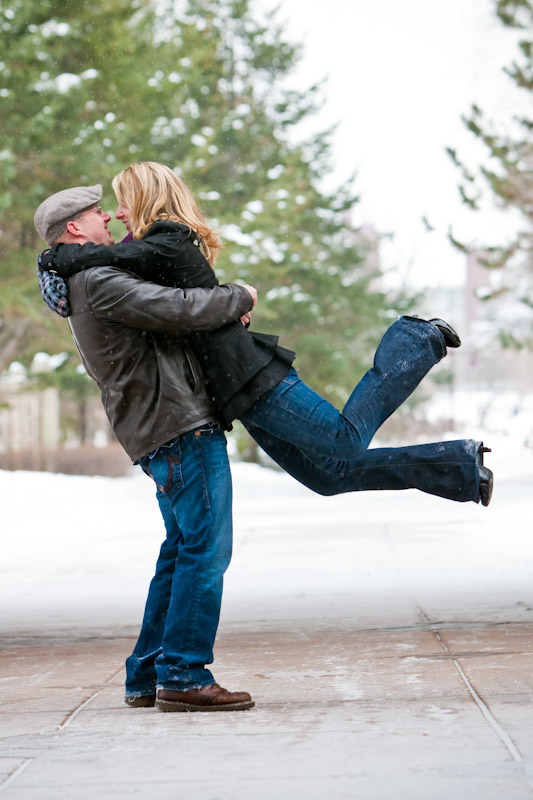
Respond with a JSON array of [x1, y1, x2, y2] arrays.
[[75, 205, 114, 245]]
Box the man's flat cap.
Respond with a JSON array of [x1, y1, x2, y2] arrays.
[[34, 184, 103, 245]]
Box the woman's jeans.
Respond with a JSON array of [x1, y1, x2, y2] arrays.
[[125, 424, 232, 697], [240, 316, 481, 503]]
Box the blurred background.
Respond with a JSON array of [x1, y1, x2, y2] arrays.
[[0, 0, 532, 475]]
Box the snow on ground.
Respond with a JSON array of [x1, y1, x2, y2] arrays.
[[0, 424, 532, 638]]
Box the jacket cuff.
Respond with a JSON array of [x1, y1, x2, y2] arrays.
[[233, 284, 254, 314]]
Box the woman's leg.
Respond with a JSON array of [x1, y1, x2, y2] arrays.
[[340, 316, 447, 448], [240, 317, 446, 465], [242, 421, 480, 502], [239, 317, 482, 502]]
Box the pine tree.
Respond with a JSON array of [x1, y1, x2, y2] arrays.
[[0, 0, 165, 365], [1, 0, 409, 406], [137, 0, 411, 403], [448, 0, 533, 347]]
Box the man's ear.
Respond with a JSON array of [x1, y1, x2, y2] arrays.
[[65, 220, 84, 237]]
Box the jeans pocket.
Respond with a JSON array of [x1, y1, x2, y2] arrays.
[[146, 449, 183, 495]]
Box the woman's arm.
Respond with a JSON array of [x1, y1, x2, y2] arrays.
[[43, 223, 218, 289]]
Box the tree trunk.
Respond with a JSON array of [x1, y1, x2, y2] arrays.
[[0, 319, 29, 373]]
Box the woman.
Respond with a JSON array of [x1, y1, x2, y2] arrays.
[[41, 161, 492, 505]]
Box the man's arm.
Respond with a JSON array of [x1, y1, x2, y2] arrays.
[[83, 267, 254, 334]]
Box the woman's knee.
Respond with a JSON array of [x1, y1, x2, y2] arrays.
[[304, 474, 342, 496]]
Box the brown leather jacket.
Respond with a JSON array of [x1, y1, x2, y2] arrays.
[[67, 266, 253, 461]]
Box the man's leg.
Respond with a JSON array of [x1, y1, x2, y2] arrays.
[[124, 500, 183, 701], [155, 426, 233, 691], [126, 426, 254, 711], [125, 426, 249, 707]]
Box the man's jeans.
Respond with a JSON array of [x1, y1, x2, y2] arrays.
[[240, 316, 480, 503], [125, 424, 232, 697]]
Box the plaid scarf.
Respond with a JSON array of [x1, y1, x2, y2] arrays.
[[36, 234, 133, 318], [37, 250, 71, 318]]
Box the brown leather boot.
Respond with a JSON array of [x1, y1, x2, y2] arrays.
[[156, 682, 254, 712]]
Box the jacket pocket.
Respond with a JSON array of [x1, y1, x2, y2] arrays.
[[182, 342, 202, 395]]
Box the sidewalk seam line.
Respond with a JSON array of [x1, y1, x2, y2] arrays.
[[449, 655, 523, 763], [418, 606, 523, 763], [0, 759, 33, 793], [56, 665, 124, 732], [56, 690, 102, 731]]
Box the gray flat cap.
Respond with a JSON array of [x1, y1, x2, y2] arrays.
[[34, 184, 103, 245]]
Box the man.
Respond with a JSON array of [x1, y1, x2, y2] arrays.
[[34, 184, 256, 712]]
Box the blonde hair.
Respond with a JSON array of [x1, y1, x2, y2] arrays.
[[112, 162, 221, 265]]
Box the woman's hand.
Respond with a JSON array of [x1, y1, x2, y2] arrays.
[[241, 284, 257, 308], [240, 284, 257, 325]]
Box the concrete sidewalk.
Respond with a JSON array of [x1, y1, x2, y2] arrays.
[[1, 466, 532, 798]]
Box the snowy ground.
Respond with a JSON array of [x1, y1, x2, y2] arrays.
[[0, 435, 532, 799], [0, 432, 532, 636], [0, 434, 533, 633]]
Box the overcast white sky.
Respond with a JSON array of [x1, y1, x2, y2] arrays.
[[257, 0, 527, 288]]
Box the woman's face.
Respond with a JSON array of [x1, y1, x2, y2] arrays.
[[116, 202, 131, 232]]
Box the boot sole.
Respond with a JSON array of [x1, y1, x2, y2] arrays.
[[429, 319, 461, 348], [155, 699, 255, 712]]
